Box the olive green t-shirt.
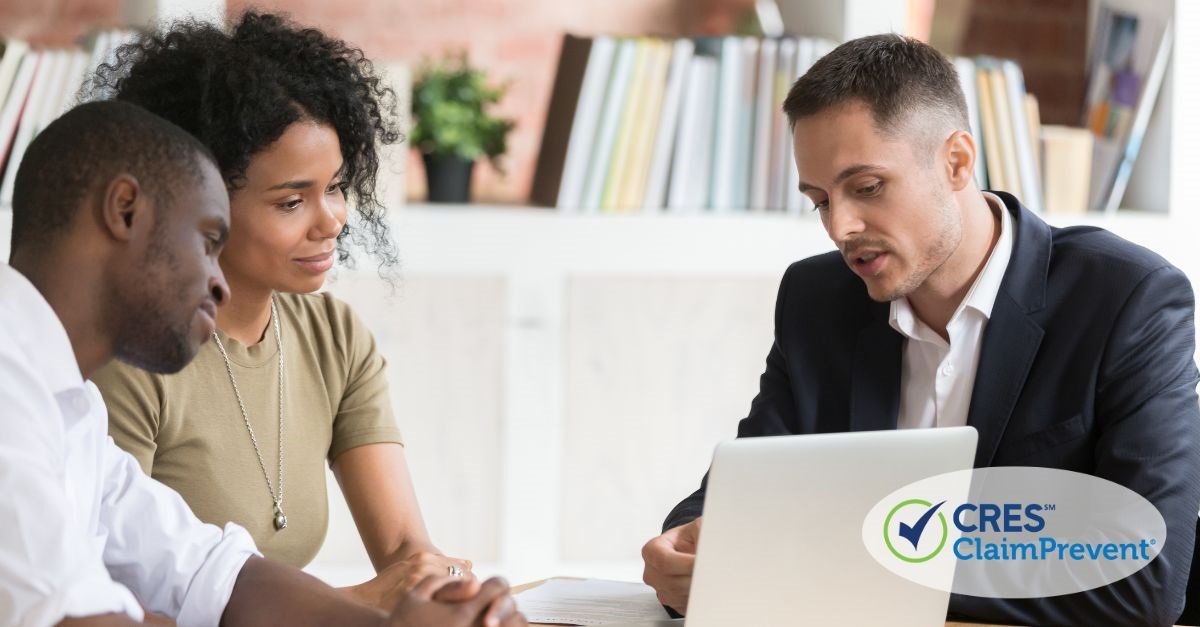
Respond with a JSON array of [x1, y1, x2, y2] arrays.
[[93, 292, 403, 568]]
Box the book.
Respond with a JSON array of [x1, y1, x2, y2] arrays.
[[666, 55, 717, 212], [729, 37, 759, 211], [707, 37, 742, 210], [768, 37, 797, 212], [600, 39, 652, 211], [618, 39, 671, 211], [642, 38, 693, 212], [974, 60, 1007, 193], [1023, 94, 1041, 180], [953, 56, 987, 189], [749, 38, 777, 211], [1000, 60, 1041, 210], [580, 39, 637, 212], [1, 51, 60, 206], [0, 52, 39, 180], [49, 50, 89, 119], [985, 61, 1023, 199], [530, 34, 605, 209], [0, 40, 30, 112], [786, 38, 819, 215], [1040, 125, 1093, 215]]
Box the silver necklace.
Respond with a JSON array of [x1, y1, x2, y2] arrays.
[[212, 296, 288, 531]]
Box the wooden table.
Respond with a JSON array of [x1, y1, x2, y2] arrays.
[[514, 579, 1011, 627]]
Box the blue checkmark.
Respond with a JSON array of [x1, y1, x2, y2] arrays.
[[898, 500, 946, 551]]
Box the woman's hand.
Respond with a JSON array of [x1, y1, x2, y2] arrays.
[[344, 549, 474, 609], [386, 576, 526, 627]]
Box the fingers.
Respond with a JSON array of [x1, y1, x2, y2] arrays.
[[669, 518, 702, 553], [432, 576, 483, 603], [641, 534, 697, 577], [390, 552, 475, 592], [680, 517, 702, 543], [461, 576, 512, 617], [641, 520, 702, 616], [482, 593, 524, 627], [642, 558, 692, 616], [408, 574, 457, 601]]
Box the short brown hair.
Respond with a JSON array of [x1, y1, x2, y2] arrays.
[[783, 34, 969, 136]]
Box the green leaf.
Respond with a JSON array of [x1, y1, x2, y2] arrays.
[[411, 53, 515, 168]]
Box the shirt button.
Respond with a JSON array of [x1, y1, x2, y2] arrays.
[[940, 364, 956, 377]]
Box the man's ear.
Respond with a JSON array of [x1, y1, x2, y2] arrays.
[[99, 174, 145, 242], [944, 130, 977, 192]]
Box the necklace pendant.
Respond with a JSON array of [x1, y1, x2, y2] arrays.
[[273, 502, 287, 531]]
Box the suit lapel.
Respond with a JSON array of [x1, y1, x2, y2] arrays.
[[966, 292, 1044, 466], [849, 312, 903, 432], [966, 192, 1051, 466]]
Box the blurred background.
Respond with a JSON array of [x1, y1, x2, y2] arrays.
[[0, 0, 1196, 587]]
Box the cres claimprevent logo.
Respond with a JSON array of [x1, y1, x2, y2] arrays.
[[883, 499, 949, 563]]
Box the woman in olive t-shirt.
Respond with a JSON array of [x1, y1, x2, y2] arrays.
[[89, 12, 471, 611]]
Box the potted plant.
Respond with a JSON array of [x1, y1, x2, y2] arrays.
[[410, 53, 515, 203]]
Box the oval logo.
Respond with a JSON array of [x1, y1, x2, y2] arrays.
[[861, 467, 1166, 597]]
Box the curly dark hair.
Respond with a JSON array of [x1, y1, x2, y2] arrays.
[[88, 10, 400, 271]]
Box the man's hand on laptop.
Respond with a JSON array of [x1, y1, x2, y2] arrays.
[[641, 517, 702, 615]]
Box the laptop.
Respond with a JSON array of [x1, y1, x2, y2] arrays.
[[605, 427, 978, 627]]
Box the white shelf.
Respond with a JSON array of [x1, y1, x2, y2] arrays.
[[387, 204, 832, 277], [382, 203, 1199, 281]]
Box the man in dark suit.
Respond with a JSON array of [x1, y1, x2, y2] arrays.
[[641, 34, 1200, 626]]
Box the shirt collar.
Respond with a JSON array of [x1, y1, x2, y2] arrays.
[[889, 192, 1015, 340], [0, 263, 84, 394]]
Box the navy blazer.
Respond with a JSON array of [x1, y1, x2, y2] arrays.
[[663, 192, 1200, 626]]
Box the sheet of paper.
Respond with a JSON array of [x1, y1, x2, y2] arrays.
[[514, 578, 671, 625]]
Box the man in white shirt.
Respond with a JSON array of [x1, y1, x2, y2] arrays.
[[642, 34, 1200, 626], [0, 101, 524, 627]]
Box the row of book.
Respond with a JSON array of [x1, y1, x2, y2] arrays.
[[532, 34, 1056, 214], [533, 35, 834, 214], [0, 31, 137, 208], [958, 56, 1043, 212]]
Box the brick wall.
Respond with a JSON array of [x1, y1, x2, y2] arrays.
[[0, 0, 122, 46], [952, 0, 1089, 126]]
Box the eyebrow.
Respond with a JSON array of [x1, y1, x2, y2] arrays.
[[264, 163, 348, 192], [266, 179, 317, 192], [798, 164, 887, 193]]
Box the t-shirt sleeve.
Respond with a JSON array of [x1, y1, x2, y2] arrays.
[[325, 294, 403, 463], [92, 360, 162, 475]]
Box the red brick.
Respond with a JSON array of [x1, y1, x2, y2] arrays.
[[957, 0, 1087, 126], [56, 0, 120, 22]]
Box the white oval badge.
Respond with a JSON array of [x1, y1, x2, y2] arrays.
[[861, 467, 1166, 598]]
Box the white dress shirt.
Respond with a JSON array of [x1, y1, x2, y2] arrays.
[[0, 263, 260, 627], [891, 193, 1015, 430]]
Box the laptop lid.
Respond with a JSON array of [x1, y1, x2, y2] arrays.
[[686, 427, 978, 627]]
